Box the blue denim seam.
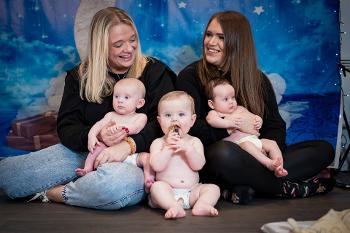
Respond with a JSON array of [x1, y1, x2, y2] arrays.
[[16, 174, 76, 198], [95, 188, 144, 209]]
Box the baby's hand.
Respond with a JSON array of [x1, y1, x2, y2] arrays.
[[165, 130, 180, 148], [88, 137, 100, 153], [254, 116, 263, 130], [107, 124, 119, 134], [107, 125, 129, 135], [170, 137, 190, 154]]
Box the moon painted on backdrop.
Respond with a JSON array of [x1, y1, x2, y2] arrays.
[[39, 0, 117, 116], [74, 0, 116, 60]]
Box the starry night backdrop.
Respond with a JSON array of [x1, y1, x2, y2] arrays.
[[0, 0, 340, 156]]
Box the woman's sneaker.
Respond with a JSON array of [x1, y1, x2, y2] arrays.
[[221, 185, 255, 205], [27, 191, 49, 203], [281, 177, 335, 198]]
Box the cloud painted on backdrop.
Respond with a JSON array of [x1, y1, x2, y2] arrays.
[[0, 32, 79, 118], [266, 73, 308, 129], [145, 44, 199, 74]]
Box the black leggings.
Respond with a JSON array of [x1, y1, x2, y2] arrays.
[[200, 140, 335, 196]]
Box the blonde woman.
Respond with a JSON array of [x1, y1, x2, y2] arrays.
[[0, 7, 175, 209]]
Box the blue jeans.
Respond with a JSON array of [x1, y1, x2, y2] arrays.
[[0, 144, 145, 209]]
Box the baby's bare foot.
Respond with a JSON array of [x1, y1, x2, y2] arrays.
[[143, 167, 155, 193], [266, 157, 282, 171], [275, 166, 288, 177], [165, 205, 186, 219], [192, 202, 219, 217], [144, 179, 155, 193]]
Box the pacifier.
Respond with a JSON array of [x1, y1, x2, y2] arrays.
[[168, 124, 180, 136]]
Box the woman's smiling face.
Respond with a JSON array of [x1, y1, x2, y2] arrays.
[[108, 23, 137, 73], [204, 18, 225, 68]]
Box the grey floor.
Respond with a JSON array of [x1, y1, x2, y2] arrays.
[[0, 187, 349, 233]]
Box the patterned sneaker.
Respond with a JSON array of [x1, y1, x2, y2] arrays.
[[27, 191, 49, 203], [281, 177, 335, 198], [221, 185, 255, 205]]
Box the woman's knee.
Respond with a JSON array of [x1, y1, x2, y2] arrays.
[[0, 144, 83, 198], [81, 163, 145, 209], [207, 141, 237, 161], [205, 141, 246, 168], [297, 140, 334, 164], [317, 140, 335, 165], [96, 163, 143, 189]]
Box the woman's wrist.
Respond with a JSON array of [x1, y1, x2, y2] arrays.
[[124, 136, 136, 154]]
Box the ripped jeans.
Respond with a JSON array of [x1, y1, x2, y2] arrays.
[[0, 144, 145, 209]]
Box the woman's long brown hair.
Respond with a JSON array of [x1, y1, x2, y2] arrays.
[[198, 11, 265, 117]]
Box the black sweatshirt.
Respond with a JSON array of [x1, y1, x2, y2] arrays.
[[57, 58, 176, 153], [176, 61, 286, 151]]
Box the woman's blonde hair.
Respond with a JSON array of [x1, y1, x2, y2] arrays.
[[79, 7, 148, 103], [198, 11, 265, 117]]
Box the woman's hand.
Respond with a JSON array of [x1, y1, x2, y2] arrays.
[[226, 115, 244, 129], [93, 140, 131, 169], [99, 121, 127, 147], [228, 112, 260, 136]]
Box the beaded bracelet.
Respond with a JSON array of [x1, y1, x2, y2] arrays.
[[124, 136, 136, 154]]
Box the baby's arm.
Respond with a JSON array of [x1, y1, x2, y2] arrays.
[[88, 113, 114, 152], [206, 110, 242, 129], [181, 137, 205, 171], [124, 113, 147, 135], [149, 138, 173, 172]]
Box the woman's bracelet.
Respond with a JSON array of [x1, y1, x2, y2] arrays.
[[124, 136, 136, 154]]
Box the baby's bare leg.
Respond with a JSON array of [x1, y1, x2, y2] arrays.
[[136, 152, 155, 193], [190, 184, 220, 216], [261, 139, 288, 177], [239, 141, 278, 171], [149, 181, 186, 219], [75, 143, 107, 176]]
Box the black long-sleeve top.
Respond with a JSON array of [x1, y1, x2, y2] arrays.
[[57, 58, 176, 153], [176, 61, 286, 151]]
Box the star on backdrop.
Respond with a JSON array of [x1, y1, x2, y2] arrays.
[[178, 1, 187, 9], [253, 6, 264, 15], [0, 0, 341, 155]]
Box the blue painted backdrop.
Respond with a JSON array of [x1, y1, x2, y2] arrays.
[[0, 0, 340, 156]]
